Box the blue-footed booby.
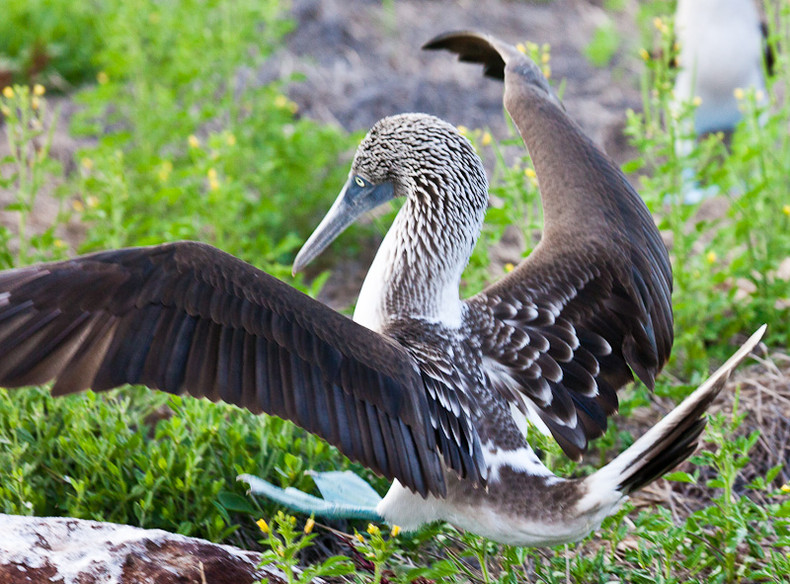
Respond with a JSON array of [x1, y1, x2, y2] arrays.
[[0, 31, 765, 546], [673, 0, 769, 138]]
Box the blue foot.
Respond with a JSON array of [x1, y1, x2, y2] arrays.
[[238, 471, 384, 522]]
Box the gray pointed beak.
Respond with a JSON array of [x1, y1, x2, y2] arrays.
[[293, 178, 395, 274]]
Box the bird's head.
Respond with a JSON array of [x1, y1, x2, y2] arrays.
[[292, 113, 486, 274]]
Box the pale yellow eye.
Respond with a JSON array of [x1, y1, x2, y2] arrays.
[[354, 176, 365, 187]]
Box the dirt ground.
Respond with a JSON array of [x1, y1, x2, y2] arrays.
[[269, 0, 645, 159]]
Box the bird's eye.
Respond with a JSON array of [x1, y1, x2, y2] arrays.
[[354, 176, 366, 188]]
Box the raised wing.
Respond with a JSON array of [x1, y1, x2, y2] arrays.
[[0, 241, 484, 497], [425, 32, 673, 460]]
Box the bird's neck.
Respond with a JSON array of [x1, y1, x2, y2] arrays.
[[354, 178, 487, 332]]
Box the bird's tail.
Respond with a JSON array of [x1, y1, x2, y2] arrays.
[[582, 325, 765, 503]]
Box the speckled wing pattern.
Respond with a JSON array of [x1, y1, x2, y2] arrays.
[[426, 31, 673, 460], [0, 241, 476, 497]]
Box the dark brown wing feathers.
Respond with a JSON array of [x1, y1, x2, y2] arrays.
[[426, 31, 673, 460], [0, 241, 483, 497]]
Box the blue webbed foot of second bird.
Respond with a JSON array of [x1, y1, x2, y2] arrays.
[[238, 471, 384, 522]]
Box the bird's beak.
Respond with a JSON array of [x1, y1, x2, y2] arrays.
[[293, 178, 395, 274]]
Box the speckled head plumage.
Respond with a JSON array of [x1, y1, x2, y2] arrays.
[[351, 113, 488, 208]]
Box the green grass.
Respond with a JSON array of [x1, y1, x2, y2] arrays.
[[2, 0, 790, 582]]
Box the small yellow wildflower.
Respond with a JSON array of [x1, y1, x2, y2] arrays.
[[81, 158, 94, 170], [226, 133, 237, 146], [256, 518, 270, 534], [390, 525, 401, 537], [0, 105, 10, 117], [516, 42, 527, 55], [366, 523, 380, 536], [653, 17, 666, 33], [504, 262, 515, 273], [274, 94, 289, 109], [639, 48, 650, 62], [692, 96, 702, 107], [2, 86, 14, 99], [781, 483, 790, 494], [541, 53, 550, 65], [188, 134, 200, 149], [86, 195, 99, 208], [158, 160, 173, 181], [97, 71, 109, 85], [207, 168, 219, 191], [354, 532, 365, 544], [54, 239, 66, 249], [706, 251, 717, 264], [524, 167, 536, 179], [782, 204, 790, 216], [31, 96, 40, 111], [303, 517, 315, 534], [755, 89, 765, 102], [542, 65, 551, 79], [456, 125, 469, 136], [72, 199, 85, 213], [733, 87, 745, 100], [33, 84, 46, 97], [481, 131, 492, 146]]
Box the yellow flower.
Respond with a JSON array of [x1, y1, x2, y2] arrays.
[[639, 48, 650, 62], [481, 131, 492, 146], [207, 168, 219, 191], [97, 71, 109, 85], [158, 160, 173, 181], [782, 204, 790, 216], [456, 125, 469, 136], [54, 239, 66, 249], [31, 96, 40, 111], [274, 94, 289, 109], [2, 86, 14, 99], [524, 167, 536, 179], [0, 105, 10, 117], [755, 89, 765, 102], [653, 17, 666, 33], [390, 525, 401, 537], [541, 53, 550, 65], [81, 158, 94, 170], [256, 518, 270, 534], [692, 96, 702, 107], [72, 199, 85, 213], [226, 133, 236, 146], [781, 483, 790, 494], [542, 65, 551, 79], [33, 84, 45, 96], [366, 523, 380, 536], [706, 251, 717, 264], [516, 42, 527, 55], [354, 532, 365, 544], [733, 87, 745, 100], [86, 195, 99, 208], [504, 262, 515, 273], [303, 517, 315, 534], [188, 134, 200, 149]]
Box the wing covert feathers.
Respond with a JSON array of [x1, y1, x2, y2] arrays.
[[425, 31, 674, 460], [0, 241, 485, 497]]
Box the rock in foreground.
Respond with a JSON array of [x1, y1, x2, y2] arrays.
[[0, 513, 288, 584]]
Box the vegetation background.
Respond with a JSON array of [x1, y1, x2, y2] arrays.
[[1, 0, 789, 582]]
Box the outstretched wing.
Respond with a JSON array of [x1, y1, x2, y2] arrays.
[[425, 32, 673, 460], [0, 241, 484, 496]]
